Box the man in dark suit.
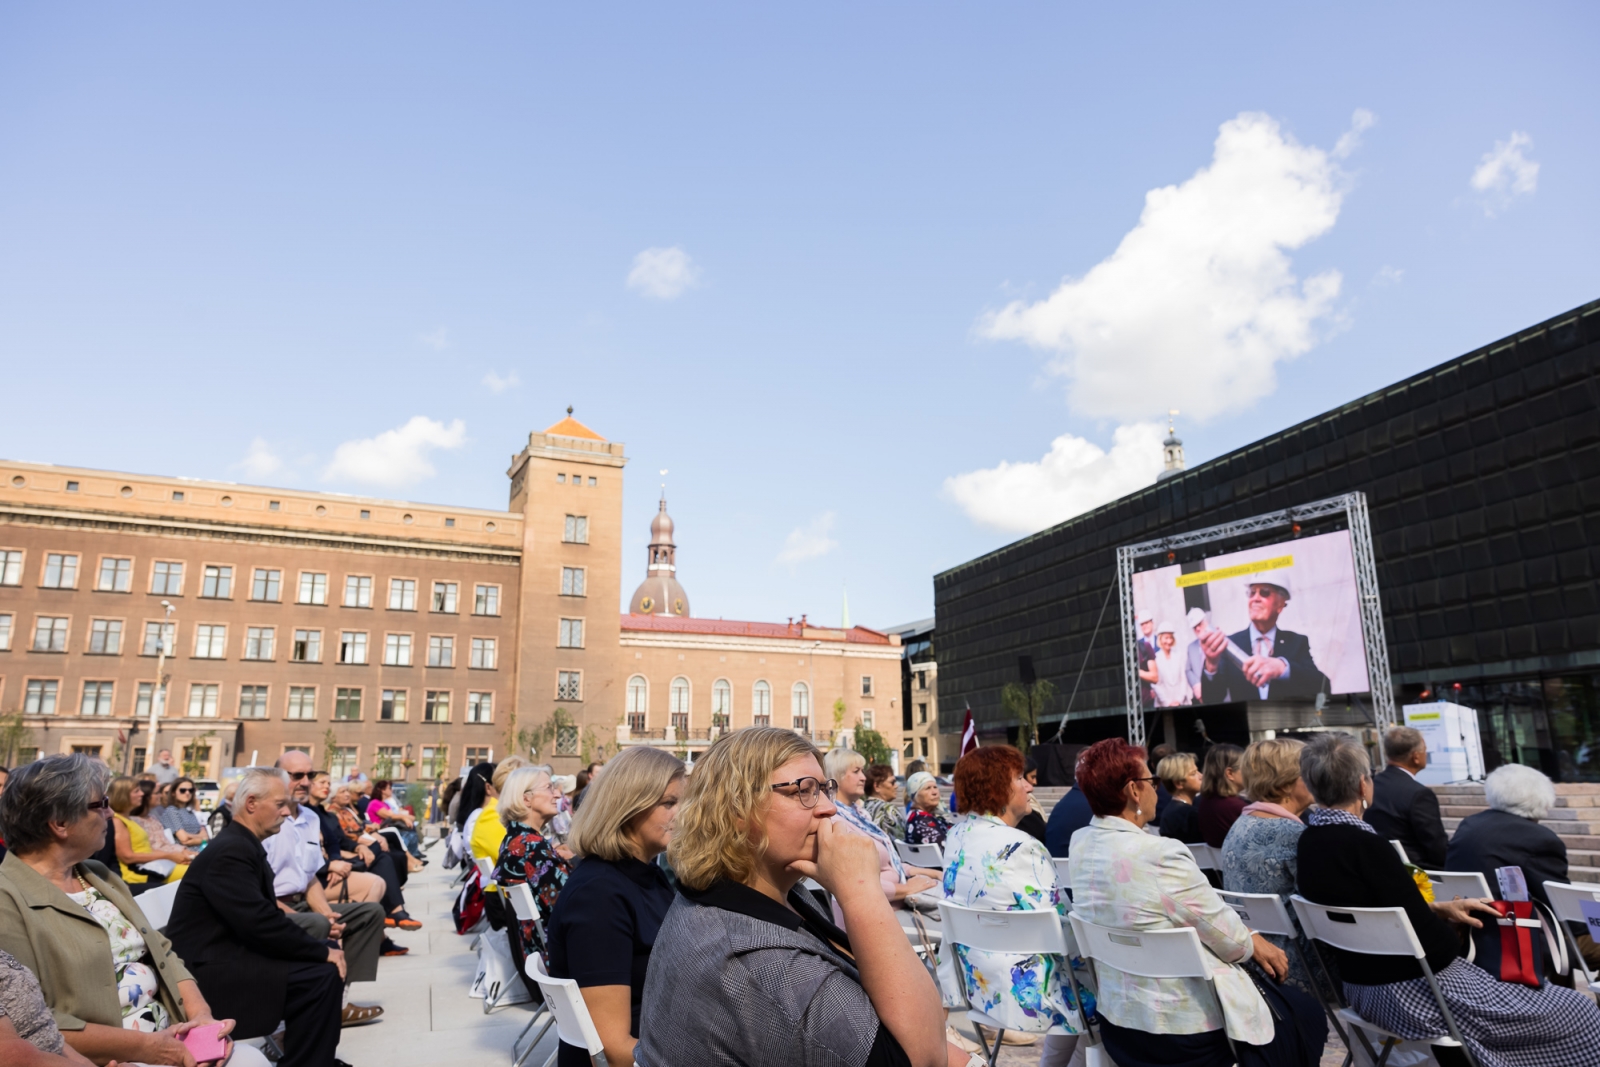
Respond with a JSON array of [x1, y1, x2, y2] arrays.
[[165, 768, 345, 1067], [1365, 726, 1449, 868], [1198, 575, 1327, 703], [1136, 615, 1157, 709]]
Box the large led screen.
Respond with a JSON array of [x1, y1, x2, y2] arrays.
[[1130, 529, 1371, 709]]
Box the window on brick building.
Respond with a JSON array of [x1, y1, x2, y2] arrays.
[[99, 557, 132, 592], [43, 553, 79, 589], [151, 561, 184, 595], [200, 565, 232, 598], [89, 619, 122, 655], [252, 568, 282, 601]]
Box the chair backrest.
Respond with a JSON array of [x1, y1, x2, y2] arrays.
[[1067, 912, 1211, 980], [1389, 839, 1410, 864], [895, 839, 944, 867], [475, 856, 495, 883], [1422, 870, 1492, 900], [528, 955, 607, 1057], [1289, 896, 1427, 959], [136, 882, 181, 931], [505, 880, 537, 923], [1215, 890, 1297, 938], [1184, 842, 1218, 870], [1541, 880, 1600, 924], [939, 901, 1068, 956], [1051, 858, 1072, 892]]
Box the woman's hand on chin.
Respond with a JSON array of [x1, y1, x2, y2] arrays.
[[787, 818, 880, 901]]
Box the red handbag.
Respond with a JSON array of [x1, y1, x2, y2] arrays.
[[1488, 900, 1543, 988]]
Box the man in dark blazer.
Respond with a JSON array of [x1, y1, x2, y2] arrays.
[[1198, 576, 1328, 703], [165, 768, 344, 1067], [1365, 726, 1449, 868]]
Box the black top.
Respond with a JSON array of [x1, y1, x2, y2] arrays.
[[1295, 823, 1461, 985], [676, 880, 911, 1067], [1158, 797, 1203, 844], [1446, 808, 1569, 912], [547, 854, 674, 1066], [1016, 810, 1048, 845], [1046, 788, 1094, 858], [1366, 766, 1449, 868]]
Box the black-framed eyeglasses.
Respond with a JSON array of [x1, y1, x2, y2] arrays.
[[86, 797, 112, 812], [770, 777, 838, 808]]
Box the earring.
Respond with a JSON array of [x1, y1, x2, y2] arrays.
[[1135, 807, 1142, 818]]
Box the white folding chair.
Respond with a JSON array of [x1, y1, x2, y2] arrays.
[[1069, 912, 1236, 1065], [505, 883, 556, 1067], [940, 902, 1098, 1067], [1290, 895, 1478, 1067], [527, 955, 609, 1067], [1420, 870, 1492, 901], [1050, 858, 1072, 893], [1388, 839, 1410, 865], [134, 882, 181, 932], [1184, 841, 1219, 870], [476, 856, 495, 882], [1216, 890, 1348, 1050], [894, 839, 944, 867], [1541, 881, 1600, 995]]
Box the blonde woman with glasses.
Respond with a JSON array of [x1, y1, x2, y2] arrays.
[[636, 726, 977, 1067], [496, 766, 573, 955]]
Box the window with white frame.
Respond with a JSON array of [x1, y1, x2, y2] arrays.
[[339, 631, 368, 664], [384, 633, 412, 666], [428, 635, 454, 667], [626, 675, 647, 731], [791, 682, 811, 732], [201, 565, 232, 598], [670, 677, 690, 734], [380, 688, 407, 722], [141, 620, 175, 657], [388, 579, 416, 611], [0, 613, 11, 651], [286, 686, 317, 720], [474, 584, 499, 616], [562, 515, 588, 544], [334, 688, 362, 721], [187, 683, 220, 717], [239, 685, 269, 719], [344, 575, 372, 608], [98, 557, 132, 592], [467, 691, 493, 723], [32, 617, 68, 652], [470, 637, 496, 669], [88, 619, 122, 655], [421, 745, 449, 779], [560, 567, 586, 596], [432, 582, 458, 613], [80, 680, 114, 716], [43, 553, 79, 589], [557, 618, 584, 648], [557, 670, 581, 701], [861, 709, 875, 730], [374, 745, 406, 779], [252, 568, 281, 601], [298, 572, 328, 605], [292, 629, 321, 662], [712, 678, 732, 728], [245, 626, 274, 660], [752, 680, 772, 727], [0, 550, 22, 586], [151, 561, 184, 595], [424, 690, 450, 723], [24, 680, 58, 715], [193, 625, 227, 658], [135, 681, 168, 718]]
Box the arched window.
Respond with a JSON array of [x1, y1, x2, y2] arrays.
[[752, 680, 771, 727], [712, 678, 732, 729], [670, 677, 691, 734], [791, 682, 811, 734], [626, 675, 648, 732]]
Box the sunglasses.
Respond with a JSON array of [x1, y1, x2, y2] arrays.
[[87, 797, 112, 812], [287, 771, 314, 781]]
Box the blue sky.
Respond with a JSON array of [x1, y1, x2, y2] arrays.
[[1, 4, 1595, 629]]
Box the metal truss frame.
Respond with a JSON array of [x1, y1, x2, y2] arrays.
[[1116, 491, 1396, 747]]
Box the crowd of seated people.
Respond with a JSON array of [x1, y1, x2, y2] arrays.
[[108, 774, 194, 891], [826, 748, 941, 920], [1195, 742, 1246, 848]]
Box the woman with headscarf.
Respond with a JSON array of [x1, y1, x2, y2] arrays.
[[904, 771, 953, 847]]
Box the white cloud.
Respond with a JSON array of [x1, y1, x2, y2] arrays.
[[1470, 131, 1539, 215], [419, 327, 451, 351], [237, 437, 284, 480], [323, 416, 467, 488], [944, 423, 1166, 533], [977, 110, 1357, 423], [482, 370, 520, 394], [776, 512, 839, 566], [1372, 265, 1405, 286], [627, 246, 700, 299], [1333, 108, 1376, 160]]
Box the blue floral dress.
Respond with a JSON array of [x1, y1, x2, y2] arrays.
[[941, 813, 1088, 1033]]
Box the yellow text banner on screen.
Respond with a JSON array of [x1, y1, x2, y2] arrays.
[[1174, 555, 1295, 589]]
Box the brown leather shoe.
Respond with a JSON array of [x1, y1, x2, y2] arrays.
[[341, 1003, 384, 1027]]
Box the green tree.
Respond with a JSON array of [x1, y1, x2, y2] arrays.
[[0, 712, 31, 766], [522, 708, 606, 762], [854, 725, 892, 768], [321, 727, 340, 771], [1001, 678, 1057, 758], [832, 698, 847, 733]]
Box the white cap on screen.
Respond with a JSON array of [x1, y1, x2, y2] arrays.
[[1137, 612, 1153, 624], [1185, 607, 1208, 629], [1250, 571, 1292, 600], [1156, 620, 1176, 635]]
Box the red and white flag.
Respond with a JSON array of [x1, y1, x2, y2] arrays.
[[960, 703, 980, 757]]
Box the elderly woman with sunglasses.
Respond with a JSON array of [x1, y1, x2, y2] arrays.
[[154, 777, 210, 848], [496, 766, 574, 954]]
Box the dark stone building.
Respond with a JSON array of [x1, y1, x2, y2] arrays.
[[934, 298, 1600, 781]]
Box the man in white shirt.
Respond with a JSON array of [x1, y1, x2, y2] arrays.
[[268, 751, 387, 1027], [150, 750, 180, 786]]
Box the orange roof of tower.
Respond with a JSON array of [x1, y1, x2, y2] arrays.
[[544, 415, 605, 441]]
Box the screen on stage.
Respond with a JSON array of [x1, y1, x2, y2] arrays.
[[1130, 529, 1370, 709]]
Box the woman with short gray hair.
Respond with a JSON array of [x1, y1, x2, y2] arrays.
[[1297, 734, 1600, 1067]]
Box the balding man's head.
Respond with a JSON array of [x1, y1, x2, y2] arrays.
[[274, 750, 315, 802]]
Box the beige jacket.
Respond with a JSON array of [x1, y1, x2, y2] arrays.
[[0, 853, 193, 1031]]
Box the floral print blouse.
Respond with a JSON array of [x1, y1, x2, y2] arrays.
[[906, 808, 952, 846], [497, 820, 572, 958], [66, 881, 169, 1032], [941, 813, 1085, 1034], [864, 797, 907, 842]]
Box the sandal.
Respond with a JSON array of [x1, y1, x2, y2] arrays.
[[340, 1004, 385, 1027]]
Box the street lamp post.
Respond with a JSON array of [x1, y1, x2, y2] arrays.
[[144, 601, 174, 773]]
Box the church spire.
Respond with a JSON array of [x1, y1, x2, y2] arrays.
[[1158, 409, 1186, 481]]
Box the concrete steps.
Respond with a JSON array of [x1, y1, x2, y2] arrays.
[[1434, 782, 1600, 884]]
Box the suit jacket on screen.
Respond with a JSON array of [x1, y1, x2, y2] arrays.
[[1198, 627, 1327, 704], [1364, 765, 1449, 869]]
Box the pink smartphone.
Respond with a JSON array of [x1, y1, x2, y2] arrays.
[[182, 1023, 228, 1062]]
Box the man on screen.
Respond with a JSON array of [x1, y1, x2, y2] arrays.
[[1136, 613, 1158, 709], [1198, 573, 1328, 702], [1184, 607, 1211, 702]]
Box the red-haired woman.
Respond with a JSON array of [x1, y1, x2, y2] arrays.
[[941, 746, 1085, 1064], [1066, 738, 1324, 1067]]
